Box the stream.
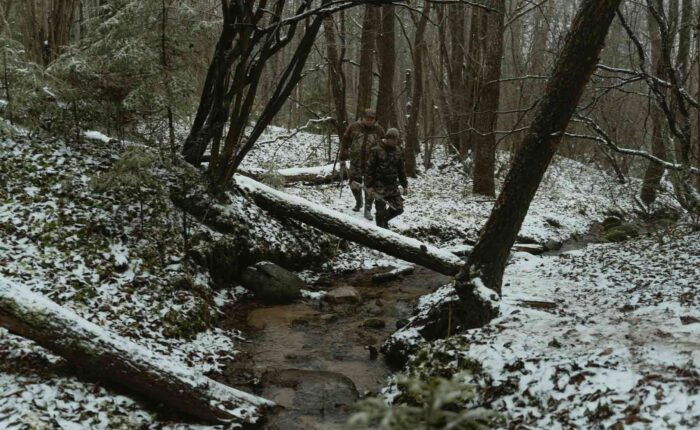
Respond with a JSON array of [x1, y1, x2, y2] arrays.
[[219, 267, 451, 429], [216, 223, 608, 429]]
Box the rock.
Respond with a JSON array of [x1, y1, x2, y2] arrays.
[[680, 315, 699, 325], [239, 261, 304, 305], [261, 369, 359, 429], [545, 218, 562, 228], [362, 318, 386, 329], [605, 223, 639, 242], [545, 239, 563, 251], [324, 286, 362, 304], [548, 338, 562, 348], [602, 216, 623, 231], [319, 314, 338, 324]]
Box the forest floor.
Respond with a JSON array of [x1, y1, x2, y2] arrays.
[[0, 123, 698, 429]]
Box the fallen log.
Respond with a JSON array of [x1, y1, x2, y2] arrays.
[[372, 265, 416, 283], [0, 277, 274, 424], [235, 175, 465, 276], [240, 163, 349, 185]]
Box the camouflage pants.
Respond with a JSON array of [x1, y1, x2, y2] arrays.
[[374, 187, 403, 226], [348, 168, 374, 209]]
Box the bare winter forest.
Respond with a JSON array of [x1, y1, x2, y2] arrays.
[[0, 0, 699, 429]]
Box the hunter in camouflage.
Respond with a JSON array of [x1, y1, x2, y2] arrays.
[[366, 128, 408, 228], [339, 108, 385, 220]]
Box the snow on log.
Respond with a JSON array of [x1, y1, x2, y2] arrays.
[[0, 276, 274, 424], [240, 162, 348, 185], [235, 175, 465, 275]]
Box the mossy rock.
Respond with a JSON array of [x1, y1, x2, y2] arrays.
[[604, 208, 626, 220], [362, 318, 386, 329], [602, 216, 623, 231], [605, 223, 639, 242]]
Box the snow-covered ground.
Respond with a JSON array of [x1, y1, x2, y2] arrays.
[[1, 122, 696, 428], [395, 232, 700, 429]]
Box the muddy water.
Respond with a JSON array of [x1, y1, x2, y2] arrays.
[[219, 267, 450, 429]]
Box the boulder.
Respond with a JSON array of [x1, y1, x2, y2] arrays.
[[544, 239, 563, 251], [240, 261, 304, 305], [362, 318, 386, 329], [261, 369, 358, 429], [324, 286, 362, 304], [602, 216, 623, 231], [605, 223, 640, 242]]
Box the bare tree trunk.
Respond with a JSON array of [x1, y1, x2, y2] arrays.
[[455, 0, 621, 328], [19, 0, 79, 65], [641, 0, 668, 205], [375, 4, 397, 129], [161, 0, 176, 156], [472, 2, 505, 196], [323, 15, 348, 138], [356, 5, 379, 119], [447, 6, 469, 155], [462, 6, 483, 156], [404, 1, 430, 177]]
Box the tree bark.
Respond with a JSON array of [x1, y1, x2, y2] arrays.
[[356, 5, 379, 119], [404, 1, 430, 177], [472, 1, 505, 196], [0, 277, 274, 424], [455, 0, 622, 327], [323, 15, 348, 138], [235, 175, 464, 276], [640, 0, 669, 205], [375, 4, 397, 129]]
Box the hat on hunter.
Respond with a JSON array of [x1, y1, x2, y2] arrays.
[[363, 108, 377, 118], [385, 128, 400, 139]]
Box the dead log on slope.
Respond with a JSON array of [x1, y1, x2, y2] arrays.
[[235, 175, 465, 276], [0, 277, 274, 424], [239, 163, 349, 186]]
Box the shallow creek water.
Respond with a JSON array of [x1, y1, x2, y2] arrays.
[[219, 267, 450, 429]]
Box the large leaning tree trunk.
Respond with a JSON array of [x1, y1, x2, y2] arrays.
[[454, 0, 622, 329], [0, 277, 274, 425], [356, 4, 380, 119], [471, 0, 505, 196], [181, 1, 398, 195], [403, 0, 430, 177]]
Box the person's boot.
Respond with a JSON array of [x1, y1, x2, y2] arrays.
[[351, 189, 363, 212], [375, 215, 384, 228], [364, 204, 374, 220]]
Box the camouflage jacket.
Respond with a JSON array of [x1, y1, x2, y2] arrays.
[[339, 122, 385, 173], [366, 140, 408, 190]]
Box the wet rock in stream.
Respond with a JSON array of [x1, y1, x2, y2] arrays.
[[240, 261, 305, 304], [261, 369, 359, 430]]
